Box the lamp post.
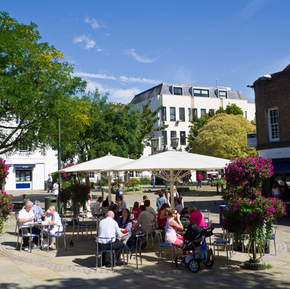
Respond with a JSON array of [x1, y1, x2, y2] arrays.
[[151, 135, 159, 155], [171, 136, 179, 150]]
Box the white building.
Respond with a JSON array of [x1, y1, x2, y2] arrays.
[[4, 149, 58, 190], [131, 83, 255, 151]]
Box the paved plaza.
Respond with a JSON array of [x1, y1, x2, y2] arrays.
[[1, 185, 290, 288]]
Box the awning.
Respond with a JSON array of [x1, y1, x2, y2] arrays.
[[14, 164, 36, 169], [272, 160, 290, 173]]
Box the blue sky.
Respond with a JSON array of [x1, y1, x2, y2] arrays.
[[2, 0, 290, 104]]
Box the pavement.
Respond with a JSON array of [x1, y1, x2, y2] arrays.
[[1, 185, 290, 288]]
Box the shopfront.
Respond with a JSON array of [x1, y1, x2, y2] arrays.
[[14, 164, 35, 189]]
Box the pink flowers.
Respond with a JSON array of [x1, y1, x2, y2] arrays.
[[222, 157, 286, 239]]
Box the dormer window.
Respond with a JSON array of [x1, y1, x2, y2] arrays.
[[193, 89, 209, 97], [219, 90, 227, 98], [173, 87, 182, 95]]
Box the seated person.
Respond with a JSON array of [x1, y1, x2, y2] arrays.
[[92, 196, 103, 217], [132, 201, 140, 221], [31, 200, 44, 223], [85, 199, 93, 218], [18, 201, 40, 250], [116, 195, 127, 213], [134, 205, 154, 235], [165, 208, 184, 247], [188, 205, 207, 228], [144, 199, 157, 218], [108, 203, 119, 220], [44, 206, 63, 249], [117, 208, 132, 244], [175, 197, 184, 214], [97, 210, 125, 266], [140, 195, 148, 206], [157, 203, 169, 229]]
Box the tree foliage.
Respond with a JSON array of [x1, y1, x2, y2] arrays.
[[0, 12, 88, 154], [189, 113, 257, 159], [62, 91, 162, 163]]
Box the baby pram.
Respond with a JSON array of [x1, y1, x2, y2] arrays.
[[175, 223, 214, 273]]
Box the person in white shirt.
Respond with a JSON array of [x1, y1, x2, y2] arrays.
[[45, 206, 63, 249], [97, 211, 125, 266], [52, 181, 59, 197], [47, 174, 53, 193], [18, 201, 40, 249]]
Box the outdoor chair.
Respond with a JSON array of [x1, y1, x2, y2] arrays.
[[16, 224, 40, 253], [213, 232, 233, 260], [72, 217, 90, 241], [96, 236, 116, 270], [265, 225, 278, 255], [122, 233, 145, 269], [49, 220, 68, 255], [155, 229, 175, 263]]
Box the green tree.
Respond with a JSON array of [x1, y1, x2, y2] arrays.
[[186, 103, 247, 152], [63, 91, 162, 163], [189, 113, 257, 159], [0, 12, 87, 154]]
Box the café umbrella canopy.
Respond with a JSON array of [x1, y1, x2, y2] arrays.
[[56, 153, 135, 203], [103, 150, 229, 208]]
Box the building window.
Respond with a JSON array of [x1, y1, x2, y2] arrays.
[[245, 111, 247, 119], [170, 107, 176, 121], [173, 87, 182, 95], [161, 106, 167, 121], [162, 130, 167, 146], [192, 108, 197, 118], [16, 170, 32, 182], [201, 108, 206, 118], [179, 107, 185, 121], [89, 172, 95, 178], [209, 109, 214, 116], [193, 89, 209, 97], [171, 131, 177, 138], [219, 90, 227, 98], [180, 131, 186, 145], [268, 108, 279, 142]]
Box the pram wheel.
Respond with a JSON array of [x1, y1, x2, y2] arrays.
[[203, 248, 214, 268], [188, 259, 200, 273]]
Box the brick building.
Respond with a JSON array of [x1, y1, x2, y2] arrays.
[[253, 65, 290, 200]]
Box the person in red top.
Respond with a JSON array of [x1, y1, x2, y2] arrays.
[[197, 174, 203, 188], [157, 203, 169, 229]]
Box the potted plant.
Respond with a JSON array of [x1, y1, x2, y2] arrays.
[[222, 157, 286, 269]]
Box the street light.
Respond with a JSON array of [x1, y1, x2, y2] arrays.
[[171, 136, 179, 150], [151, 135, 159, 155]]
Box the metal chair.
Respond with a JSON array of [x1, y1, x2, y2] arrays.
[[265, 225, 277, 255], [145, 222, 155, 249], [96, 237, 116, 270], [16, 224, 39, 253], [49, 220, 67, 255], [122, 233, 144, 269], [155, 230, 175, 263], [213, 232, 232, 260], [72, 217, 90, 241]]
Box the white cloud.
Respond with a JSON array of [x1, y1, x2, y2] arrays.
[[85, 80, 140, 103], [73, 35, 96, 49], [74, 71, 116, 80], [242, 0, 266, 18], [127, 48, 158, 63], [120, 75, 161, 85], [84, 17, 106, 29]]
